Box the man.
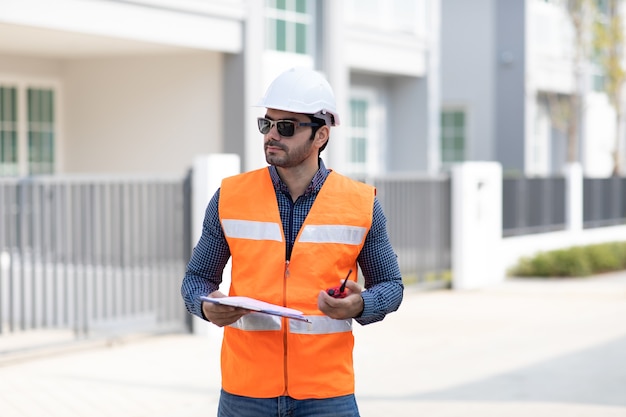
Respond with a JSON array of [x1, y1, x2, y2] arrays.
[[181, 67, 403, 417]]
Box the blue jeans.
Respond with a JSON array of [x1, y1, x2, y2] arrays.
[[217, 389, 360, 417]]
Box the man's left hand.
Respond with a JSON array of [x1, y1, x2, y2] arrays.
[[317, 280, 364, 319]]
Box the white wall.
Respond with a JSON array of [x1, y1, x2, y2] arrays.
[[343, 0, 429, 77], [63, 53, 223, 175], [452, 161, 626, 287], [584, 92, 617, 177], [452, 162, 503, 289], [0, 54, 63, 77], [527, 1, 575, 94], [441, 0, 495, 162], [0, 0, 243, 53]]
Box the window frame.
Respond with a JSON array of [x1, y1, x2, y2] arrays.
[[440, 108, 467, 166], [265, 0, 315, 55], [346, 88, 383, 178], [0, 78, 59, 176]]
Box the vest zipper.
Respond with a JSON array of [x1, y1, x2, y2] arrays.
[[282, 195, 295, 394], [283, 260, 290, 395], [286, 196, 295, 262]]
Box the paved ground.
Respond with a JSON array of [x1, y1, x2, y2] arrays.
[[1, 272, 626, 417]]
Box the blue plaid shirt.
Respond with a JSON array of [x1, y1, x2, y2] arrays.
[[181, 159, 403, 325]]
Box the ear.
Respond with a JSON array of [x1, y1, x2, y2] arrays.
[[314, 126, 330, 148]]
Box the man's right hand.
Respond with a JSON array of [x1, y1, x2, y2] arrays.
[[202, 291, 250, 327]]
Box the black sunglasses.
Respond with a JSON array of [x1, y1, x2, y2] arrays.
[[257, 117, 320, 137]]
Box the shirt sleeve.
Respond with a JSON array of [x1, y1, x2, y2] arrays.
[[356, 197, 404, 325], [180, 188, 231, 320]]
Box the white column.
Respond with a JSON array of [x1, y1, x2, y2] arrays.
[[451, 162, 503, 290], [322, 0, 348, 170], [563, 162, 583, 232], [244, 0, 266, 171], [191, 153, 240, 336], [426, 0, 442, 175]]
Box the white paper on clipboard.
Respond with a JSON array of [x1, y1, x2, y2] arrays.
[[200, 296, 311, 323]]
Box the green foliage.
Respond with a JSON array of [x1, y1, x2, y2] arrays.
[[510, 241, 626, 278]]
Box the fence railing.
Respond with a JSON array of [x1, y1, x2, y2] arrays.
[[370, 174, 452, 287], [502, 176, 567, 237], [583, 177, 626, 229], [0, 175, 191, 343], [502, 174, 626, 236], [2, 167, 625, 355], [368, 172, 625, 286]]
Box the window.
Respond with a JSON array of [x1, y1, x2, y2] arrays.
[[0, 86, 18, 176], [28, 88, 55, 175], [346, 89, 382, 178], [591, 0, 609, 92], [349, 98, 368, 166], [265, 0, 312, 54], [591, 63, 606, 92], [440, 110, 466, 164], [0, 83, 56, 176]]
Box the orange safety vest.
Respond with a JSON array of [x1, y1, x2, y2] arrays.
[[218, 168, 374, 399]]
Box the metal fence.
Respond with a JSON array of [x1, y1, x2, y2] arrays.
[[583, 176, 626, 228], [2, 169, 624, 356], [371, 174, 452, 287], [502, 175, 626, 236], [502, 176, 567, 237], [0, 175, 191, 344]]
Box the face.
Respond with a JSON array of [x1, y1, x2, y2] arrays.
[[262, 109, 325, 168]]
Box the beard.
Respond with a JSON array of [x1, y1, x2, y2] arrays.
[[265, 138, 314, 168]]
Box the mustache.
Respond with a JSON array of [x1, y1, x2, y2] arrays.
[[265, 140, 286, 150]]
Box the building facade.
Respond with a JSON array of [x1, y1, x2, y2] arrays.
[[441, 0, 624, 177], [3, 0, 625, 180], [0, 0, 441, 178]]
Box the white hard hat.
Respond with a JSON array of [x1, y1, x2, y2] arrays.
[[255, 67, 340, 126]]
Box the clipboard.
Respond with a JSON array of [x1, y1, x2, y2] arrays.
[[201, 296, 311, 323]]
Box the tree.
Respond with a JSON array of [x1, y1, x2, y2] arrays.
[[593, 0, 626, 176], [544, 1, 594, 167], [563, 0, 594, 164]]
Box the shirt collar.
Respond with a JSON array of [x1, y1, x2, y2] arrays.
[[269, 158, 330, 197]]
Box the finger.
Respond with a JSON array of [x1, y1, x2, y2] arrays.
[[318, 291, 347, 313], [208, 290, 227, 298], [206, 308, 249, 327], [343, 280, 362, 293], [317, 290, 335, 312]]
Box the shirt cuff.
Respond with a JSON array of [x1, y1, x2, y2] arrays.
[[196, 296, 210, 321], [356, 291, 375, 324]]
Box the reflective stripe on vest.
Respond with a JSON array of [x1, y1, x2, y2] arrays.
[[222, 220, 365, 246], [290, 316, 353, 334], [229, 313, 352, 334], [299, 225, 367, 245], [222, 219, 283, 242]]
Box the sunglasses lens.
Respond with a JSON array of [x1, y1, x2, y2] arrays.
[[258, 118, 271, 134], [257, 118, 297, 136], [277, 121, 295, 137]]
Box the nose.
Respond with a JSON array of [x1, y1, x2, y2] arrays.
[[266, 124, 283, 140]]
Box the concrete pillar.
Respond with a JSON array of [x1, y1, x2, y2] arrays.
[[563, 162, 583, 232], [244, 0, 266, 171], [451, 162, 503, 289], [191, 153, 240, 336], [321, 0, 348, 169], [426, 0, 442, 175]]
